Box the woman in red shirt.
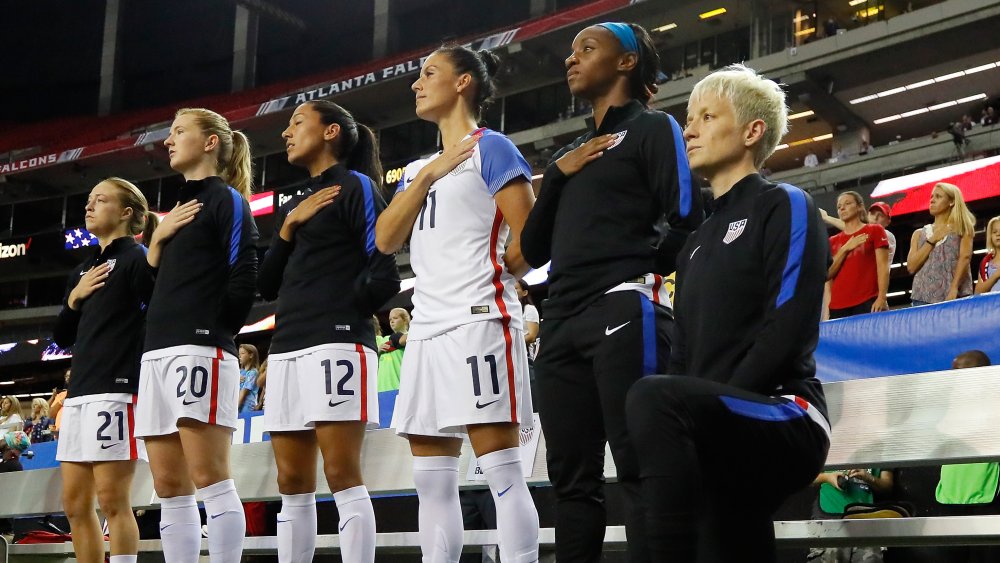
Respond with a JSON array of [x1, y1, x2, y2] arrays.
[[827, 191, 890, 318]]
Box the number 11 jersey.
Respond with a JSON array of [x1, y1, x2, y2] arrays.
[[398, 128, 533, 340]]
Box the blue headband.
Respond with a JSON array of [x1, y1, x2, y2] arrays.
[[597, 22, 639, 54]]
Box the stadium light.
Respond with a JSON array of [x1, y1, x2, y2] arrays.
[[873, 93, 986, 125], [652, 23, 677, 32], [699, 8, 727, 19], [773, 132, 832, 151], [794, 27, 816, 37], [788, 110, 815, 120], [850, 62, 998, 104]]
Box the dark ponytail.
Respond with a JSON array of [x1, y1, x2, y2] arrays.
[[435, 45, 501, 120], [307, 100, 384, 185], [626, 23, 661, 104]]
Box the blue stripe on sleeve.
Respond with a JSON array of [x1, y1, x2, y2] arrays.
[[227, 187, 243, 266], [719, 395, 807, 422], [478, 131, 532, 196], [640, 295, 657, 375], [667, 114, 692, 219], [350, 171, 378, 256], [776, 183, 807, 308]]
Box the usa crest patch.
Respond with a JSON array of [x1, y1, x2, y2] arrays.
[[723, 219, 747, 244], [606, 130, 627, 150]]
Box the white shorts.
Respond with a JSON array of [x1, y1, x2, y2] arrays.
[[56, 394, 147, 462], [135, 345, 240, 437], [391, 320, 533, 438], [263, 343, 379, 432]]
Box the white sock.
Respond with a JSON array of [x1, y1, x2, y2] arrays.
[[109, 555, 138, 563], [412, 456, 463, 563], [159, 494, 201, 563], [334, 486, 376, 563], [479, 447, 539, 563], [198, 479, 245, 563], [277, 492, 317, 563]]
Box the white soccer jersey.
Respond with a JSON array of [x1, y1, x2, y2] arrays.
[[398, 128, 532, 340]]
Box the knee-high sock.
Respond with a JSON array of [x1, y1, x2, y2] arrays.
[[334, 486, 376, 563], [159, 494, 201, 563], [479, 448, 539, 562], [198, 479, 245, 563], [277, 492, 316, 563], [412, 456, 463, 563]]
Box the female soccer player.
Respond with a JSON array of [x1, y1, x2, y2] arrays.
[[135, 108, 259, 563], [626, 64, 830, 563], [52, 177, 158, 563], [519, 22, 703, 562], [376, 45, 539, 563], [257, 100, 400, 563]]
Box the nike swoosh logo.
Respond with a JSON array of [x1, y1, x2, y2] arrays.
[[476, 399, 500, 409], [339, 515, 359, 531], [277, 518, 290, 523], [605, 321, 630, 336], [497, 484, 514, 497], [690, 245, 702, 259], [182, 398, 198, 405], [159, 523, 174, 531], [100, 443, 117, 449], [328, 399, 348, 408], [210, 512, 226, 520]]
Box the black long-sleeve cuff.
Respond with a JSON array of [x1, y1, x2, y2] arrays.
[[258, 237, 293, 301]]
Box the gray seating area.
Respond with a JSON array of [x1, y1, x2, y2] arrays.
[[3, 365, 1000, 560]]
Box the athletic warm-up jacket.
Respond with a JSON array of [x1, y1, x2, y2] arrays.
[[258, 164, 400, 353], [669, 173, 829, 418], [521, 99, 704, 319], [144, 176, 259, 356], [53, 236, 152, 397]]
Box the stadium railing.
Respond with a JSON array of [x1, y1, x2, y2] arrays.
[[3, 364, 1000, 559]]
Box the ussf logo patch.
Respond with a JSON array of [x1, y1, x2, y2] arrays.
[[606, 130, 627, 150], [723, 219, 747, 244]]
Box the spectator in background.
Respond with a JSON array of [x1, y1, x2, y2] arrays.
[[48, 369, 70, 436], [827, 191, 890, 317], [514, 281, 539, 360], [858, 139, 874, 156], [907, 183, 975, 304], [0, 431, 30, 473], [961, 114, 975, 132], [980, 107, 996, 127], [975, 215, 1000, 294], [804, 151, 819, 168], [23, 398, 54, 443], [809, 468, 894, 563], [953, 350, 990, 369], [237, 344, 261, 415], [824, 17, 838, 37], [0, 396, 24, 433], [868, 202, 897, 264], [255, 359, 268, 411], [377, 308, 410, 393]]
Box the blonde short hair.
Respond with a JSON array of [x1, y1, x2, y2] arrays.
[[689, 63, 789, 168]]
